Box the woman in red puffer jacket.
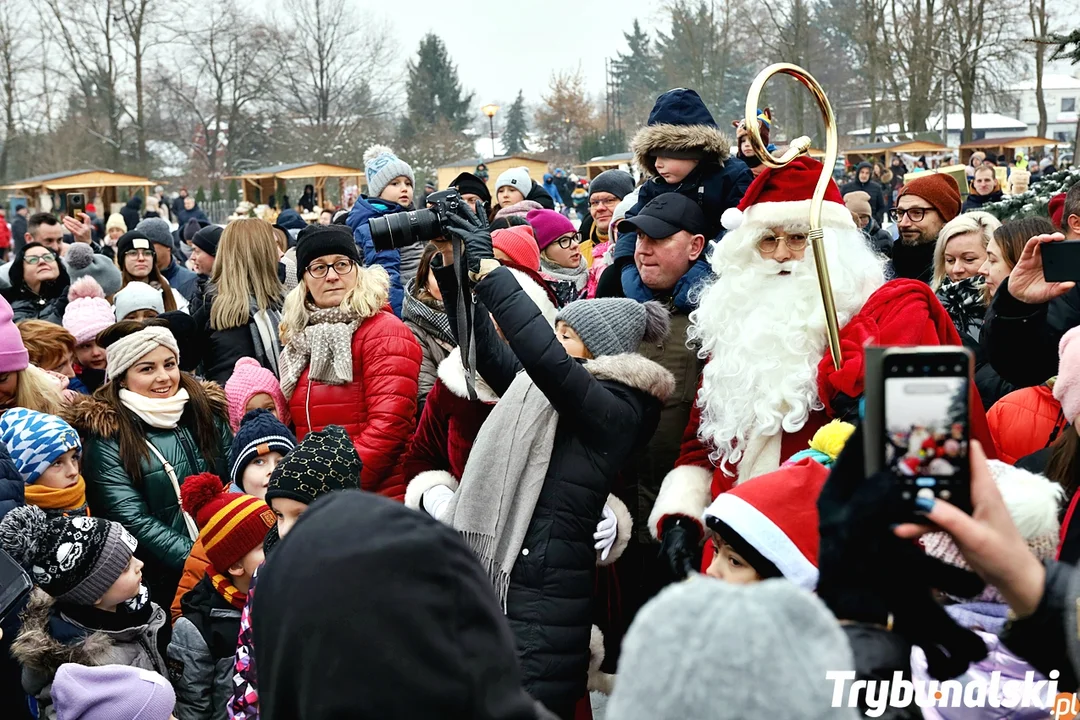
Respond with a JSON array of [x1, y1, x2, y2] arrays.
[[279, 225, 421, 500]]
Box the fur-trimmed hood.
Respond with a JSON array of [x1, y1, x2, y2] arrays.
[[11, 588, 166, 674], [632, 123, 732, 178], [438, 347, 500, 403], [585, 353, 675, 402], [61, 377, 229, 438]]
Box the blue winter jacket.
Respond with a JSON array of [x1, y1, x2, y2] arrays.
[[161, 257, 201, 304], [542, 175, 562, 205], [0, 439, 23, 522], [346, 196, 410, 317], [612, 229, 712, 314]]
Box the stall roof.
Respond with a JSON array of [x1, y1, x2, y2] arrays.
[[586, 152, 634, 165], [841, 140, 949, 156], [958, 136, 1063, 150], [1, 168, 156, 192], [225, 162, 363, 180], [439, 154, 547, 169]]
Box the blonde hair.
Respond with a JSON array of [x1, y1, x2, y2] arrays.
[[210, 219, 284, 331], [931, 211, 1001, 290], [6, 364, 64, 414], [280, 263, 390, 345]]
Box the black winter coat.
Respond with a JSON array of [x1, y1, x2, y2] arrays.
[[982, 278, 1080, 389], [10, 214, 27, 254], [472, 266, 670, 718], [193, 288, 280, 386], [526, 181, 556, 211], [864, 217, 893, 257], [842, 165, 887, 223], [0, 282, 68, 324], [120, 197, 143, 231], [629, 157, 753, 241], [960, 189, 1004, 213]]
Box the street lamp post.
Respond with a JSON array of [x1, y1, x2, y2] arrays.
[[481, 104, 499, 159]]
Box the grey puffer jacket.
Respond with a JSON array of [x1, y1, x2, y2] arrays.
[[11, 589, 167, 719], [169, 575, 243, 720]]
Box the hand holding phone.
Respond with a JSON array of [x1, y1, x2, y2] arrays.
[[1008, 233, 1074, 303]]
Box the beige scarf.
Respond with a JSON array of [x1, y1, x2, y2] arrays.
[[278, 306, 360, 400]]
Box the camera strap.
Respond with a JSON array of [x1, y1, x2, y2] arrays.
[[451, 235, 479, 401]]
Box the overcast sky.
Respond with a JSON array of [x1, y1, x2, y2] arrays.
[[312, 0, 664, 110]]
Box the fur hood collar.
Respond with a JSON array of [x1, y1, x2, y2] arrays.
[[438, 347, 500, 403], [61, 378, 228, 437], [632, 123, 732, 178], [11, 589, 164, 673], [585, 353, 675, 402]]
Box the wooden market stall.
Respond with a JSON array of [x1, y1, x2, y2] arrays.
[[584, 153, 634, 180], [841, 140, 950, 167], [958, 136, 1062, 165], [437, 155, 550, 196], [225, 162, 364, 208], [0, 168, 156, 212]]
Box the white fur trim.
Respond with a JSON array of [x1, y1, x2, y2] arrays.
[[587, 625, 616, 695], [988, 460, 1064, 540], [739, 199, 854, 231], [648, 464, 712, 540], [735, 433, 783, 484], [506, 267, 557, 327], [721, 207, 743, 231], [436, 347, 500, 402], [704, 493, 819, 591], [597, 494, 633, 566], [403, 470, 459, 510]]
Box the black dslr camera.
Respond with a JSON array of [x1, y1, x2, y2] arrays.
[[368, 189, 468, 252]]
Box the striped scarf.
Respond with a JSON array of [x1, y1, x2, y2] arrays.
[[209, 565, 248, 609]]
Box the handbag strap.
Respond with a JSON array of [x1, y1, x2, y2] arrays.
[[144, 439, 199, 541]]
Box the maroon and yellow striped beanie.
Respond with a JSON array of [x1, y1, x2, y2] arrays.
[[180, 472, 275, 570]]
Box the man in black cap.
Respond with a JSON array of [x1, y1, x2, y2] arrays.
[[450, 171, 492, 217], [594, 192, 711, 660]]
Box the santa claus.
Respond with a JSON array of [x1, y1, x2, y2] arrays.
[[648, 156, 994, 572]]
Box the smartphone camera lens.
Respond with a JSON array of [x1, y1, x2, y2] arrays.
[[954, 365, 962, 372], [906, 365, 914, 373], [923, 366, 930, 372]]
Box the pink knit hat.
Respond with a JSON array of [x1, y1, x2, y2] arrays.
[[492, 226, 541, 272], [526, 209, 576, 251], [1056, 326, 1080, 422], [224, 357, 290, 431], [63, 277, 116, 345], [0, 295, 28, 374]]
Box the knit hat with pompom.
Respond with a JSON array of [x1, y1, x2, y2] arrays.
[[65, 244, 122, 297], [363, 144, 414, 201], [0, 505, 135, 604], [180, 472, 275, 570], [63, 277, 116, 345], [555, 299, 670, 358], [224, 357, 290, 432]]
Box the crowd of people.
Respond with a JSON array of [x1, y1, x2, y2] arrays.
[[0, 83, 1077, 720]]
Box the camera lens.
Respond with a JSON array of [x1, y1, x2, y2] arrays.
[[954, 365, 962, 372], [368, 209, 441, 252]]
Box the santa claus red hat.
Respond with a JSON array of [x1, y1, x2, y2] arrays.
[[703, 458, 829, 591], [720, 155, 854, 233]]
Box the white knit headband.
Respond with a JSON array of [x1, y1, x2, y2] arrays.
[[105, 326, 180, 382]]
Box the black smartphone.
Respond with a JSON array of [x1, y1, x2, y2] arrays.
[[1041, 240, 1080, 283], [0, 547, 31, 625], [863, 346, 973, 521], [66, 192, 86, 220]]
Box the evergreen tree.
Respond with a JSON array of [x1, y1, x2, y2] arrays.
[[502, 91, 529, 154], [400, 34, 475, 140], [227, 179, 240, 204], [612, 20, 662, 123]]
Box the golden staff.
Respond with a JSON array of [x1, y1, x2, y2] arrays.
[[743, 63, 843, 371]]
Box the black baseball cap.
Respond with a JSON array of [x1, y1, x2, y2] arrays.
[[617, 194, 707, 239]]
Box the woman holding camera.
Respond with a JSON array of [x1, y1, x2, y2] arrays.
[[279, 224, 422, 501]]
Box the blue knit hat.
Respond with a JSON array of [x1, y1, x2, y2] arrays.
[[364, 144, 414, 200], [228, 409, 297, 491], [0, 408, 82, 484]]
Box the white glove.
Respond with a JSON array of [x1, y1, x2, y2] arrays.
[[422, 485, 455, 522], [594, 504, 618, 562]]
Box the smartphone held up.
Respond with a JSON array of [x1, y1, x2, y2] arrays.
[[863, 346, 974, 522]]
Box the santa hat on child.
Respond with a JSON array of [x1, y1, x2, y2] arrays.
[[720, 155, 855, 233], [703, 458, 829, 591]]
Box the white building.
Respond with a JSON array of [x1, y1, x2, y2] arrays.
[[1002, 74, 1080, 142], [848, 113, 1029, 148]]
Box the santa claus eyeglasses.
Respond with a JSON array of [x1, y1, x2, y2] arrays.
[[757, 233, 808, 253]]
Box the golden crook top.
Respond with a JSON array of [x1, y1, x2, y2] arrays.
[[743, 63, 843, 370]]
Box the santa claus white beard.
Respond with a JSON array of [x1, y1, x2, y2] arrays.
[[689, 226, 887, 474]]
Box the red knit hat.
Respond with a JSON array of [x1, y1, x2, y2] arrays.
[[1049, 193, 1066, 230], [702, 458, 829, 591], [180, 473, 275, 570], [492, 226, 541, 272], [898, 173, 962, 223], [720, 156, 853, 232]]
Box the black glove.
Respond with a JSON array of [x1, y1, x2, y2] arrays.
[[443, 198, 494, 278], [659, 515, 702, 581], [816, 424, 988, 681]]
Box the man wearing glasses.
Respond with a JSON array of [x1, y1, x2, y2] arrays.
[[889, 174, 962, 284]]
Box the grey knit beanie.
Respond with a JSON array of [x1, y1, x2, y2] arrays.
[[607, 577, 859, 720], [556, 299, 669, 358], [364, 144, 414, 201], [65, 243, 123, 296], [0, 506, 135, 605], [589, 169, 636, 200], [134, 217, 173, 249]]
